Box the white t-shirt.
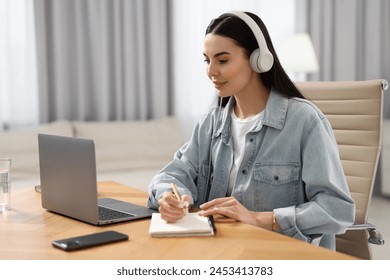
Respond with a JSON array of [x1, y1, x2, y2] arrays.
[[227, 109, 263, 196]]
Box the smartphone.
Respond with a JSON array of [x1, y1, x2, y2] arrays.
[[52, 230, 129, 251]]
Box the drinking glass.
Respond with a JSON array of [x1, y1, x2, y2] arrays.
[[0, 158, 11, 211]]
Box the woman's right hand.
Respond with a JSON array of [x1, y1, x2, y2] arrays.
[[158, 191, 191, 223]]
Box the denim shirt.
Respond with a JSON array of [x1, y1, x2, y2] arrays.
[[148, 88, 355, 249]]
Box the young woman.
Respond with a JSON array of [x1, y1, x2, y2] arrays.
[[147, 11, 354, 249]]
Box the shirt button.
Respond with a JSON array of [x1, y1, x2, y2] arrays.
[[249, 138, 254, 142], [242, 170, 247, 175], [274, 175, 279, 181]]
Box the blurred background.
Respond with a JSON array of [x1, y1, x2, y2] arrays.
[[2, 0, 389, 132]]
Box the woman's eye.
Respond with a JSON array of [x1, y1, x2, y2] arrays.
[[203, 58, 227, 64]]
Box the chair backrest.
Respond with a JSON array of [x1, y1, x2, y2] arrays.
[[296, 79, 387, 259]]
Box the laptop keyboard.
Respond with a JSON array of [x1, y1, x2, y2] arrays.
[[98, 206, 135, 221]]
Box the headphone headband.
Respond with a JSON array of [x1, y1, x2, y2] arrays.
[[225, 11, 274, 73]]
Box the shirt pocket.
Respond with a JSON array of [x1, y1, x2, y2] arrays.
[[253, 162, 301, 211]]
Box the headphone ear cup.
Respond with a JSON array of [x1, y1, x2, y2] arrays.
[[249, 48, 274, 73], [260, 52, 274, 72], [249, 49, 261, 73]]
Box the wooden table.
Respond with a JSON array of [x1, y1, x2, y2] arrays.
[[0, 181, 357, 260]]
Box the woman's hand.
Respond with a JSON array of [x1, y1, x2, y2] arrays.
[[199, 197, 274, 230], [158, 191, 191, 223], [198, 197, 256, 224]]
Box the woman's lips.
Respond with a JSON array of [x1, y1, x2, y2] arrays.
[[213, 81, 227, 89]]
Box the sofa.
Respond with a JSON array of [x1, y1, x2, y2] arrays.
[[0, 117, 184, 192]]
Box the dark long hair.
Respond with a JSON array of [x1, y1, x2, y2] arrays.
[[206, 12, 305, 106]]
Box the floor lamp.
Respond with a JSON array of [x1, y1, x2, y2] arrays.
[[278, 33, 319, 81]]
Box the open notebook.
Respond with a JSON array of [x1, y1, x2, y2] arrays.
[[149, 213, 216, 237]]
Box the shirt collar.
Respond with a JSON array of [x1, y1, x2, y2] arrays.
[[261, 88, 288, 130], [216, 88, 288, 138]]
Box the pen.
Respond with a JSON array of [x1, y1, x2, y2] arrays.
[[171, 183, 188, 215]]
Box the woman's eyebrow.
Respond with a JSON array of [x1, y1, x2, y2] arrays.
[[203, 51, 230, 58]]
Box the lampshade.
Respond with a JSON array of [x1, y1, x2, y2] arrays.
[[279, 33, 319, 73]]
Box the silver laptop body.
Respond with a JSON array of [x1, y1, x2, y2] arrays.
[[38, 133, 156, 225]]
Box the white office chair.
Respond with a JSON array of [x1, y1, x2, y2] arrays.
[[297, 79, 387, 259]]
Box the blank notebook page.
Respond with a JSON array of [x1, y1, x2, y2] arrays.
[[149, 213, 214, 237]]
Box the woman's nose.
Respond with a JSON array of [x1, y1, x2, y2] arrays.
[[207, 62, 218, 77]]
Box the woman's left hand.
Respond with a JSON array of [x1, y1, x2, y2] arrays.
[[199, 197, 275, 230], [198, 197, 256, 225]]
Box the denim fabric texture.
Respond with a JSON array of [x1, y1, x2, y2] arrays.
[[148, 88, 355, 249]]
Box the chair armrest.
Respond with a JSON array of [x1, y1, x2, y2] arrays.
[[347, 223, 385, 245]]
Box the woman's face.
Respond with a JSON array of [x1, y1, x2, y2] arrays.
[[203, 34, 255, 98]]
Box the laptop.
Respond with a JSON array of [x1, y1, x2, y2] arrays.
[[38, 133, 157, 225]]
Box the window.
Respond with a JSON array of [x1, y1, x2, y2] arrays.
[[0, 0, 38, 131]]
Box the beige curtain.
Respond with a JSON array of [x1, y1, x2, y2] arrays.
[[299, 0, 390, 194], [302, 0, 390, 117], [0, 0, 38, 131], [34, 0, 171, 122]]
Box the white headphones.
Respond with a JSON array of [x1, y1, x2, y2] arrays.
[[225, 11, 274, 73]]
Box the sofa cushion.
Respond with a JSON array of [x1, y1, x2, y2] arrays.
[[0, 120, 74, 182], [97, 168, 162, 192], [73, 117, 183, 174]]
